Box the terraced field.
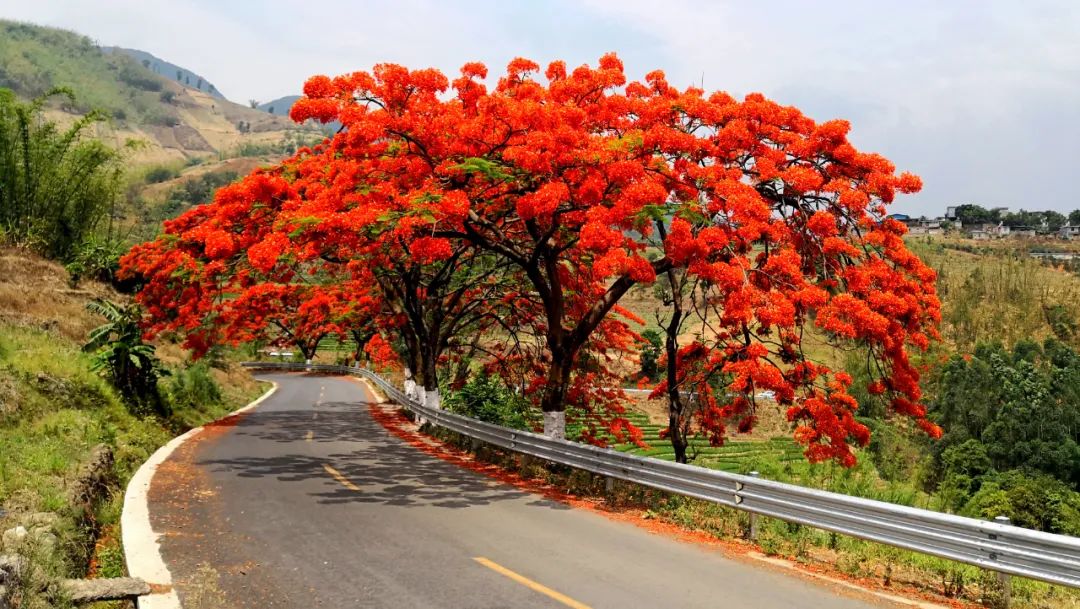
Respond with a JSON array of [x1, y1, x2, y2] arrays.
[[526, 408, 802, 473]]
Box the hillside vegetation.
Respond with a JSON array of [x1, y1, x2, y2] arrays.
[[0, 55, 264, 605], [0, 20, 320, 166], [0, 250, 263, 607]]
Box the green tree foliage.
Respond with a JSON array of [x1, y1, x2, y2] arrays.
[[962, 471, 1080, 535], [1070, 209, 1080, 225], [144, 164, 179, 184], [999, 209, 1061, 229], [927, 339, 1080, 531], [1042, 210, 1068, 231], [952, 204, 1071, 230], [639, 329, 661, 380], [0, 87, 124, 260], [155, 170, 239, 220], [953, 204, 999, 226], [83, 299, 167, 416]]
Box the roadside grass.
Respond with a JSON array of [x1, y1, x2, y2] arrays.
[[0, 321, 263, 606]]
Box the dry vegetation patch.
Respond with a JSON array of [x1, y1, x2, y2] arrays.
[[0, 248, 119, 341]]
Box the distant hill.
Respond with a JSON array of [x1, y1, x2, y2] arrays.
[[259, 95, 340, 134], [258, 95, 300, 116], [103, 46, 225, 100], [0, 20, 319, 165]]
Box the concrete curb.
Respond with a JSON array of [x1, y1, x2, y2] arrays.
[[120, 380, 279, 609]]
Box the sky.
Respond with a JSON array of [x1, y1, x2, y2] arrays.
[[3, 0, 1079, 216]]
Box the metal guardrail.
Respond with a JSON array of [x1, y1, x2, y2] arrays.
[[242, 361, 1080, 589]]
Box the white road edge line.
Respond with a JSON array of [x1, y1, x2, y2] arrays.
[[121, 380, 279, 609]]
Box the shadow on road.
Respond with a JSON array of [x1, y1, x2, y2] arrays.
[[196, 400, 569, 511]]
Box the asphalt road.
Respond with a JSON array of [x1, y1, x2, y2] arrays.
[[149, 372, 886, 609]]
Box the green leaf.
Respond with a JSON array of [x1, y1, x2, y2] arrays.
[[451, 157, 510, 181]]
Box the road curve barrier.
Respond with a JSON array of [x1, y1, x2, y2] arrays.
[[241, 361, 1080, 589]]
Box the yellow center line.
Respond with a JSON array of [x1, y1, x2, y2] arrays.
[[322, 463, 360, 491], [305, 430, 314, 442], [472, 557, 592, 609]]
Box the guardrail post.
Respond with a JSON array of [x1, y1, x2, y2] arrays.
[[992, 515, 1012, 608], [747, 471, 760, 541]]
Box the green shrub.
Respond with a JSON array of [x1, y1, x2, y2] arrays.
[[166, 361, 222, 412], [144, 164, 178, 184], [444, 373, 529, 429], [64, 238, 123, 285]]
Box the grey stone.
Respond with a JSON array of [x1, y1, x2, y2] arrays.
[[60, 577, 150, 602], [0, 554, 25, 586], [0, 527, 26, 551]]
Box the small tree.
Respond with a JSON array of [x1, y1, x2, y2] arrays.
[[84, 299, 167, 415]]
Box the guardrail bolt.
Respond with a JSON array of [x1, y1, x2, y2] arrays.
[[748, 471, 760, 541], [991, 515, 1011, 609]]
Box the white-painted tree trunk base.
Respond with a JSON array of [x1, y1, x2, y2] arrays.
[[543, 411, 566, 439], [424, 388, 441, 410], [403, 366, 417, 402], [413, 384, 427, 426]]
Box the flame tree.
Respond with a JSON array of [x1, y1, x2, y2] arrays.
[[123, 54, 940, 463]]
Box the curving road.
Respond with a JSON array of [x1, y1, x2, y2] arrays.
[[147, 372, 887, 608]]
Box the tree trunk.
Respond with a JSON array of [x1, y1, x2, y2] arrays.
[[669, 410, 689, 464], [540, 352, 573, 439], [421, 340, 441, 409], [663, 263, 689, 463]]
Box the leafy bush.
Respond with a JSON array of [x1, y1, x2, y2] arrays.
[[928, 339, 1080, 490], [165, 361, 222, 412], [64, 238, 123, 285], [444, 373, 529, 429]]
